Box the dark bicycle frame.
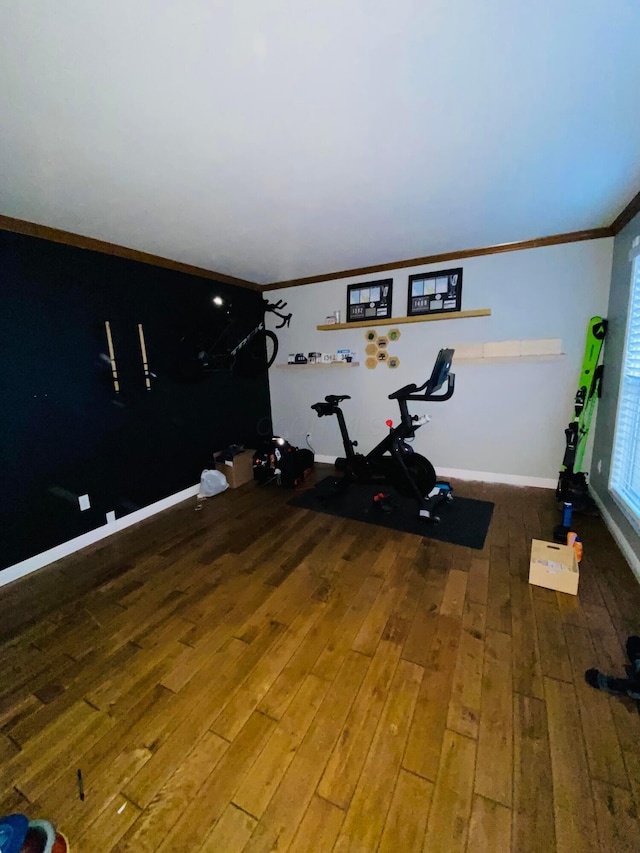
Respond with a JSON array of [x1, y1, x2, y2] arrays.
[[187, 298, 292, 375]]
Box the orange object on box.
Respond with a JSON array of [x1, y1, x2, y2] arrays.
[[567, 532, 583, 563]]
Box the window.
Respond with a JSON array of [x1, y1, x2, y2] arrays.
[[610, 237, 640, 531]]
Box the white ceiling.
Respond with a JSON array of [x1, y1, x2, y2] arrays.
[[1, 1, 640, 285]]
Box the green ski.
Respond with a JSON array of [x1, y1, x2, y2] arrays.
[[556, 315, 607, 511]]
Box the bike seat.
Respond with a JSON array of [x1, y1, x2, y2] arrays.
[[311, 402, 333, 417], [325, 394, 351, 404]]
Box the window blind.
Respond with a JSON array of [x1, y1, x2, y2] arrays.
[[610, 243, 640, 531]]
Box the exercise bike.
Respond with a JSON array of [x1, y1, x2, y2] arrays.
[[311, 348, 455, 522]]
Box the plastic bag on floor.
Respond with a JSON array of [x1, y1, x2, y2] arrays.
[[198, 468, 229, 499]]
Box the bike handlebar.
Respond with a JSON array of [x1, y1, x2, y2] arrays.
[[387, 348, 455, 402], [388, 372, 455, 403], [264, 299, 292, 329], [406, 373, 455, 402]]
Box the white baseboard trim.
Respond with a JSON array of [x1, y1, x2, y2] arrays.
[[0, 484, 200, 589], [437, 467, 557, 489], [314, 456, 555, 489], [315, 455, 338, 465], [589, 489, 640, 584]]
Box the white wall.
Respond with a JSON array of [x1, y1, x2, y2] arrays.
[[267, 239, 613, 486]]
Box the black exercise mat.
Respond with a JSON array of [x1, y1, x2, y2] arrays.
[[289, 477, 494, 550]]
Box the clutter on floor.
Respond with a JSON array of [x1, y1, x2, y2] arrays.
[[0, 815, 69, 852], [288, 476, 494, 550], [253, 437, 314, 488], [213, 445, 256, 489], [585, 635, 640, 702], [529, 538, 580, 596], [197, 468, 228, 499]]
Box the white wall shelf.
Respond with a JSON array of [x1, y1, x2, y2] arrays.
[[317, 308, 491, 330], [453, 337, 563, 363], [454, 354, 565, 365], [276, 361, 360, 368]]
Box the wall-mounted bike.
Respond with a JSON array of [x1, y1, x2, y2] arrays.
[[176, 298, 291, 381]]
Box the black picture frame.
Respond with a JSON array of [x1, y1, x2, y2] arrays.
[[347, 279, 393, 323], [407, 267, 463, 317]]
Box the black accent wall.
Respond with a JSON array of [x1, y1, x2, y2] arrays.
[[0, 230, 272, 572]]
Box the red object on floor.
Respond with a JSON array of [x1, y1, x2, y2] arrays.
[[52, 832, 69, 852]]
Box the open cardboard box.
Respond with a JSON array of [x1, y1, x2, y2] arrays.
[[529, 538, 579, 595], [214, 449, 255, 489]]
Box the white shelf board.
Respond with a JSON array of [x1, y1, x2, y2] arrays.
[[276, 361, 360, 368], [454, 354, 565, 365]]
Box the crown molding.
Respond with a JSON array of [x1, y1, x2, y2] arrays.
[[262, 227, 613, 290], [610, 189, 640, 235], [8, 190, 640, 294], [0, 214, 260, 290]]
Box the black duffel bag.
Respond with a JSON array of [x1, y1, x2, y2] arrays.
[[253, 438, 314, 487]]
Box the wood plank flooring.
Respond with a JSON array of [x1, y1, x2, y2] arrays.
[[1, 466, 640, 851]]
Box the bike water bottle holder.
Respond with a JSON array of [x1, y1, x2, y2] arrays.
[[412, 415, 431, 426]]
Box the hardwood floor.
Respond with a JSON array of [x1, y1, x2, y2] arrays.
[[1, 466, 640, 851]]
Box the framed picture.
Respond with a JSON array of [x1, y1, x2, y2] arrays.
[[407, 268, 463, 316], [347, 279, 393, 323]]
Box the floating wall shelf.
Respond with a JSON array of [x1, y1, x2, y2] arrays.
[[453, 338, 563, 364], [454, 354, 565, 365], [276, 361, 360, 369], [317, 308, 491, 330]]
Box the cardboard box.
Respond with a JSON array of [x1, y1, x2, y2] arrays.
[[529, 539, 579, 595], [214, 449, 255, 489]]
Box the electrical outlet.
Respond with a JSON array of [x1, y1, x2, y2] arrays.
[[106, 510, 116, 524], [78, 494, 90, 511]]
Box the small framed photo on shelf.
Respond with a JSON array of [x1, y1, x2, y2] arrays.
[[347, 279, 393, 323], [407, 268, 462, 316]]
